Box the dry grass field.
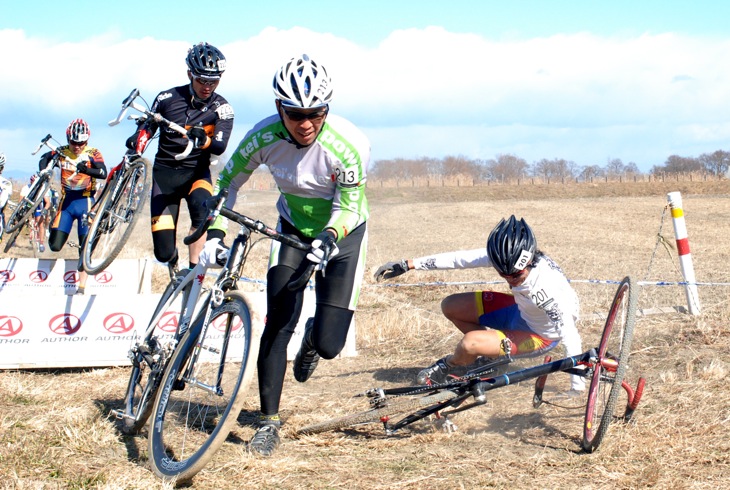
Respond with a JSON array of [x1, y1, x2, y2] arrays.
[[1, 179, 729, 489]]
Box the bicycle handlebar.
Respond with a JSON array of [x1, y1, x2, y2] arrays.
[[30, 134, 78, 179], [108, 88, 194, 160], [184, 189, 317, 290]]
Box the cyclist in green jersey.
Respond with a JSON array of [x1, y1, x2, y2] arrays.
[[202, 54, 370, 456]]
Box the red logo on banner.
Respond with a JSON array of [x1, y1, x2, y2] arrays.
[[212, 314, 243, 333], [0, 270, 15, 282], [0, 316, 23, 336], [30, 270, 49, 283], [95, 271, 113, 284], [63, 271, 80, 285], [103, 313, 135, 334], [49, 314, 82, 335], [157, 311, 180, 332]]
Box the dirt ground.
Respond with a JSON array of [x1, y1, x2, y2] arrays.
[[1, 179, 729, 489]]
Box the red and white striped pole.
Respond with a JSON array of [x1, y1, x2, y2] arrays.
[[667, 192, 701, 315]]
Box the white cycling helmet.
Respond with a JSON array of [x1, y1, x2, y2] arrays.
[[0, 152, 5, 171], [272, 54, 333, 109]]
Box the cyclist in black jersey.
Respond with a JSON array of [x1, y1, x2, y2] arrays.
[[126, 42, 234, 276]]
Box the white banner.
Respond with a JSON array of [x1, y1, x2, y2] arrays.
[[0, 259, 355, 369], [0, 257, 151, 295]]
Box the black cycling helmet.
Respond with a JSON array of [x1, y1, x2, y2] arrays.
[[186, 42, 226, 79], [487, 215, 537, 275]]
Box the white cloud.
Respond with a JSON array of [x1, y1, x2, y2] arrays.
[[2, 27, 730, 174]]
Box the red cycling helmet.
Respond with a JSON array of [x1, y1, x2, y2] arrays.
[[67, 119, 91, 144]]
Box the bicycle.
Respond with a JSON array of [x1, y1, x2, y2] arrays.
[[113, 189, 316, 483], [3, 135, 66, 253], [80, 88, 194, 275], [298, 276, 646, 453]]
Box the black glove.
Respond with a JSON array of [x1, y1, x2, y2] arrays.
[[187, 125, 210, 149], [374, 260, 410, 281], [125, 133, 138, 151], [38, 151, 53, 171], [76, 162, 89, 175]]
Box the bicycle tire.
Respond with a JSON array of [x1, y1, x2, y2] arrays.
[[120, 280, 183, 434], [582, 276, 637, 452], [82, 158, 150, 274], [148, 291, 257, 483], [5, 176, 51, 233], [298, 389, 459, 435], [3, 222, 25, 253]]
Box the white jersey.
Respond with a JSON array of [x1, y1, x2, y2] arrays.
[[0, 176, 11, 210], [214, 113, 370, 239], [412, 248, 584, 390]]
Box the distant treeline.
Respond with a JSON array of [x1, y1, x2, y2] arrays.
[[371, 151, 730, 182]]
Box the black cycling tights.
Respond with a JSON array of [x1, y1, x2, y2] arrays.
[[49, 230, 86, 260], [257, 264, 354, 416]]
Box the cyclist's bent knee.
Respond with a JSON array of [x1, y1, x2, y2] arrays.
[[311, 305, 354, 359]]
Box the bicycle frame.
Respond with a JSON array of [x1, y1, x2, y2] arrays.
[[373, 351, 594, 434]]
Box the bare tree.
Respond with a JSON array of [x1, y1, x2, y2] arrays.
[[533, 158, 576, 180], [580, 165, 604, 181], [654, 155, 703, 175], [605, 158, 625, 176], [699, 150, 730, 176], [487, 154, 529, 181]]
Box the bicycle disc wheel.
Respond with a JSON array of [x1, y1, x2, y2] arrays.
[[582, 276, 637, 452], [298, 389, 458, 435], [148, 292, 257, 483], [119, 280, 182, 434], [82, 158, 150, 274], [5, 177, 51, 233]]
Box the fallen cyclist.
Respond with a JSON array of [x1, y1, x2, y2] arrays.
[[374, 215, 585, 395]]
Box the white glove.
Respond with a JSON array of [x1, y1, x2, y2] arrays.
[[198, 238, 229, 269], [306, 232, 339, 271]]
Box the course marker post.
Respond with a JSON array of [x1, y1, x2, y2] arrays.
[[667, 191, 701, 315]]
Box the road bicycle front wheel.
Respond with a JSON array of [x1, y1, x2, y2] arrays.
[[148, 291, 257, 483], [582, 276, 637, 452], [82, 158, 150, 274], [5, 177, 51, 233], [298, 389, 459, 435], [119, 280, 183, 434], [3, 221, 26, 253]]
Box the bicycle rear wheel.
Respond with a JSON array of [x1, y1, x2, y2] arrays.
[[5, 177, 51, 233], [82, 158, 150, 274], [148, 291, 257, 483], [582, 276, 637, 452], [298, 389, 458, 435], [119, 280, 182, 434]]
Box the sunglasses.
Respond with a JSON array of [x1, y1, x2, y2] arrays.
[[499, 269, 528, 279], [194, 77, 219, 87], [69, 140, 87, 146], [282, 107, 328, 122]]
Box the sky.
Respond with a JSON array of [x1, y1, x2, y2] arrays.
[[2, 0, 730, 178]]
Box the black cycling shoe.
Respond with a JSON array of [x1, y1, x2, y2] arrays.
[[293, 318, 320, 383], [416, 357, 452, 385], [248, 424, 280, 457]]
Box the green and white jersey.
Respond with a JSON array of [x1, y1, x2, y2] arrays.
[[213, 113, 370, 240]]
